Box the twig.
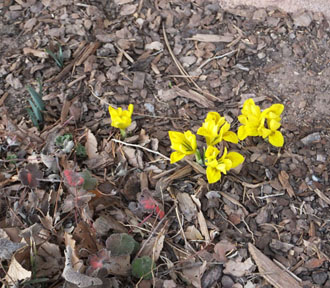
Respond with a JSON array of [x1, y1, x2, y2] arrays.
[[111, 138, 171, 161], [257, 192, 285, 200], [198, 49, 238, 70], [136, 205, 175, 258]]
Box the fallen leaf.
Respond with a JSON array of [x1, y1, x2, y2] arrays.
[[63, 170, 84, 187], [214, 240, 236, 263], [0, 238, 25, 260], [19, 163, 43, 188], [23, 47, 48, 58], [223, 257, 255, 277], [63, 246, 102, 287], [85, 129, 99, 159], [185, 225, 203, 240], [6, 256, 31, 284], [278, 170, 295, 197], [138, 190, 165, 219], [182, 260, 207, 288], [177, 192, 197, 222], [120, 4, 137, 16]]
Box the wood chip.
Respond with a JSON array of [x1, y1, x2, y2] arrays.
[[174, 87, 214, 108], [278, 170, 295, 198], [23, 47, 48, 58], [248, 243, 302, 288], [186, 34, 234, 43]]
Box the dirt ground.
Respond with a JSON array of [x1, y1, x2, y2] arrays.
[[0, 0, 329, 287]]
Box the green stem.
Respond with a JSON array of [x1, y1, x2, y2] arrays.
[[120, 128, 127, 139], [195, 149, 204, 166]]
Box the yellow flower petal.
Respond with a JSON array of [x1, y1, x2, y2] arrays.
[[206, 166, 221, 184], [170, 151, 186, 164], [268, 119, 281, 131], [205, 146, 220, 160], [238, 126, 248, 140], [268, 130, 284, 147], [223, 131, 238, 144], [226, 152, 245, 169]]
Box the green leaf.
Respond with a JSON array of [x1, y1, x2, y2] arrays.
[[28, 99, 43, 122], [27, 85, 45, 111], [55, 134, 73, 147], [81, 170, 98, 191], [26, 108, 40, 129], [45, 47, 63, 68], [106, 233, 139, 256], [131, 256, 155, 280], [75, 143, 87, 158]]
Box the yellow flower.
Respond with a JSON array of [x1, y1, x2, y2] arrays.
[[108, 104, 134, 129], [238, 99, 284, 147], [205, 146, 244, 184], [169, 130, 197, 164], [197, 112, 238, 146]]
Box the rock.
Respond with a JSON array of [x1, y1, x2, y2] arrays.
[[312, 271, 328, 285], [221, 275, 234, 288], [292, 11, 313, 27], [316, 154, 326, 162], [253, 9, 267, 21], [300, 132, 321, 145]]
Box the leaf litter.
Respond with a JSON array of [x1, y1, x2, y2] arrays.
[[0, 0, 329, 287]]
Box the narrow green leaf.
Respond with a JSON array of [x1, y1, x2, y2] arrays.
[[58, 44, 64, 67], [26, 108, 39, 129], [45, 48, 63, 68], [28, 99, 43, 122], [27, 85, 45, 111]]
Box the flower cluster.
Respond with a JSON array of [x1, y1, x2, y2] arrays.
[[108, 98, 284, 185], [169, 111, 244, 184], [237, 99, 284, 147]]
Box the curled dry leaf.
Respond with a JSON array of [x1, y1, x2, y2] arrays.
[[213, 239, 236, 263], [0, 238, 26, 260], [63, 246, 103, 288], [85, 129, 99, 159], [223, 257, 255, 277]]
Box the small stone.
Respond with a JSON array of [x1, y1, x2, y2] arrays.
[[289, 32, 296, 40], [293, 12, 313, 27], [301, 132, 321, 145], [221, 275, 234, 288], [316, 154, 326, 162], [181, 56, 196, 67], [312, 271, 328, 285], [257, 52, 266, 59], [253, 9, 267, 21]]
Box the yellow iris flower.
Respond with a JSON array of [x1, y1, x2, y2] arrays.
[[197, 112, 238, 146], [238, 99, 284, 147], [108, 104, 134, 129], [168, 130, 197, 164], [205, 146, 244, 184]]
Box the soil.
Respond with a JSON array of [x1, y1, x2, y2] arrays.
[[0, 1, 329, 287]]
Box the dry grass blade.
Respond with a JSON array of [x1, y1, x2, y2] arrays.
[[162, 23, 218, 103]]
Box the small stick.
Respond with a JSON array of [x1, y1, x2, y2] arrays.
[[198, 49, 238, 70], [111, 138, 171, 161]]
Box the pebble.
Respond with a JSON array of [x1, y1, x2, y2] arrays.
[[257, 52, 266, 59], [312, 271, 328, 285], [221, 275, 234, 288], [316, 154, 326, 162], [300, 132, 321, 145], [292, 12, 313, 27]]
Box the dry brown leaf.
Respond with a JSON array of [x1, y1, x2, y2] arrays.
[[278, 170, 295, 197], [85, 129, 99, 159], [6, 256, 31, 284], [177, 192, 197, 222], [185, 225, 203, 240], [182, 261, 207, 288], [248, 243, 302, 288], [64, 232, 83, 271], [197, 210, 210, 243], [23, 47, 48, 58], [214, 239, 236, 263], [63, 246, 102, 287], [223, 257, 255, 277], [186, 33, 234, 43]]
